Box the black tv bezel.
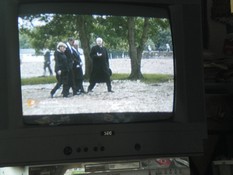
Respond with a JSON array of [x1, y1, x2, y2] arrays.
[[0, 0, 206, 167]]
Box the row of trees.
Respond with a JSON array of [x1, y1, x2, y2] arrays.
[[19, 14, 172, 79]]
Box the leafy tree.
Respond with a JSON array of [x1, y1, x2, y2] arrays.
[[19, 14, 171, 80], [150, 19, 172, 50], [127, 17, 150, 79], [74, 15, 93, 78], [18, 33, 31, 49]]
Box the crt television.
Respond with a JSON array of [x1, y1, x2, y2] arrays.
[[0, 0, 206, 167]]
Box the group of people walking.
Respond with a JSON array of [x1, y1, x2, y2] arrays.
[[50, 37, 113, 98]]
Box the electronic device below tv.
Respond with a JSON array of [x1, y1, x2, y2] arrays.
[[0, 0, 206, 167]]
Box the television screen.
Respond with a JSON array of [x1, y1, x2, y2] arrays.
[[18, 9, 174, 125]]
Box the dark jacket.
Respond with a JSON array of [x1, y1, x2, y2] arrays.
[[64, 43, 75, 70], [72, 48, 84, 80], [54, 50, 69, 73], [89, 45, 111, 83], [44, 51, 51, 65]]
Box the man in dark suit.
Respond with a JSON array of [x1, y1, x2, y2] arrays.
[[65, 37, 77, 95], [87, 37, 113, 92], [72, 41, 85, 94], [43, 49, 53, 76]]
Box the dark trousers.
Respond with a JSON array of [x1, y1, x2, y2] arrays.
[[44, 64, 53, 75], [68, 70, 77, 95], [62, 71, 70, 97], [88, 80, 112, 92], [51, 72, 69, 97], [76, 80, 85, 92], [51, 73, 62, 95]]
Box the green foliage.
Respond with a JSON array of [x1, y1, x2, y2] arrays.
[[19, 14, 172, 80], [152, 28, 172, 50], [142, 74, 173, 84], [21, 76, 57, 85], [19, 14, 171, 52], [18, 33, 31, 48], [112, 73, 173, 84], [21, 74, 173, 85], [111, 73, 130, 80]]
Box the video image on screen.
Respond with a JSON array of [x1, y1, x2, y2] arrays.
[[18, 13, 174, 121]]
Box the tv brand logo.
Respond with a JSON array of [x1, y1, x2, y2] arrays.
[[101, 130, 115, 136]]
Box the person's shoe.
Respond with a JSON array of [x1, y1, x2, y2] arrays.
[[108, 90, 114, 93], [78, 91, 82, 95], [63, 92, 69, 97], [80, 88, 86, 93], [50, 92, 54, 98], [87, 87, 93, 93]]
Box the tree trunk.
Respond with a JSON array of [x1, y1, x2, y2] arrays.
[[127, 17, 150, 80], [75, 16, 91, 79], [127, 17, 143, 80]]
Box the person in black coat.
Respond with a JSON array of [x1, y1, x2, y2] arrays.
[[72, 41, 85, 94], [87, 37, 113, 92], [65, 37, 77, 95], [43, 49, 53, 76], [50, 42, 70, 98]]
